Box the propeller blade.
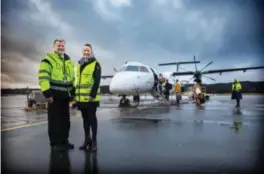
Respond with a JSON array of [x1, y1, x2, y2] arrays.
[[194, 56, 198, 71], [202, 75, 215, 81], [200, 61, 213, 72], [113, 67, 117, 72], [188, 76, 194, 82]]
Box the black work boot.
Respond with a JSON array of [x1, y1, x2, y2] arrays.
[[91, 140, 97, 152], [79, 137, 92, 150], [64, 141, 74, 149]]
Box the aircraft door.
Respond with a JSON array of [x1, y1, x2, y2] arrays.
[[150, 68, 157, 88]]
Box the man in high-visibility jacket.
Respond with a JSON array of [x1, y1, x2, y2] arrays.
[[38, 39, 75, 151], [175, 79, 182, 105], [75, 43, 101, 152], [231, 79, 242, 107]]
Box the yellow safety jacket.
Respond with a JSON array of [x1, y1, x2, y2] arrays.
[[175, 82, 181, 93], [75, 60, 100, 102], [38, 52, 75, 97], [232, 82, 242, 91]]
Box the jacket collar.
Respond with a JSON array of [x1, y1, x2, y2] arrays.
[[78, 56, 96, 65]]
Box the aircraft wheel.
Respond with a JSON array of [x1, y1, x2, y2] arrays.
[[133, 95, 140, 102], [119, 98, 125, 107], [125, 99, 130, 106]]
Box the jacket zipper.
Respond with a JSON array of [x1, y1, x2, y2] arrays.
[[62, 56, 71, 97], [79, 65, 82, 101]]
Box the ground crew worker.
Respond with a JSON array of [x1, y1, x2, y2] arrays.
[[38, 39, 75, 151], [75, 43, 101, 152], [175, 79, 182, 105], [231, 79, 242, 107]]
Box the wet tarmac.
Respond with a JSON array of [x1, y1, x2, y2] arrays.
[[1, 94, 264, 173]]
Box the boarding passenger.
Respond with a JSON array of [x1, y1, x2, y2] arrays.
[[193, 81, 201, 105], [75, 43, 101, 152], [231, 79, 242, 107], [153, 73, 159, 92], [164, 79, 172, 100], [38, 39, 75, 151], [175, 79, 182, 105], [158, 73, 165, 94]]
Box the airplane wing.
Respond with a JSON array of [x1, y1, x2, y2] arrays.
[[101, 75, 113, 79], [201, 66, 264, 75], [158, 61, 200, 66], [171, 72, 194, 76], [171, 66, 264, 76]]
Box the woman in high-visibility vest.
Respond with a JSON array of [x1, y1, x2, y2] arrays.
[[75, 43, 101, 152]]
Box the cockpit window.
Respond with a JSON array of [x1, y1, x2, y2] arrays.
[[118, 66, 126, 72], [124, 66, 139, 72], [139, 66, 149, 73]]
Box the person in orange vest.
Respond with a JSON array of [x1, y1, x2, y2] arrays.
[[175, 79, 182, 105]]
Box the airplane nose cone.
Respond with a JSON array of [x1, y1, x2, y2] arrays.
[[109, 73, 139, 94]]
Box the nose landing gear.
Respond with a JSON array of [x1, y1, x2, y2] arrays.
[[119, 95, 131, 107]]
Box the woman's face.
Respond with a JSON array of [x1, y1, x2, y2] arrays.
[[83, 46, 92, 58]]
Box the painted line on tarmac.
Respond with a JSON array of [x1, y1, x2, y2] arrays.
[[0, 115, 81, 132], [0, 108, 115, 132]]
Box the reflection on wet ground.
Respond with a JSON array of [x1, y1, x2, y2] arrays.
[[1, 94, 264, 173]]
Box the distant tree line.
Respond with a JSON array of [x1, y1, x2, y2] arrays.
[[1, 81, 264, 95]]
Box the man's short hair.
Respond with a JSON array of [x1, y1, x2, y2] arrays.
[[54, 39, 65, 44]]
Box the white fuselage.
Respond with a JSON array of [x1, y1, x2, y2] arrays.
[[109, 62, 156, 95]]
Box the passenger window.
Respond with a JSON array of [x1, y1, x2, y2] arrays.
[[125, 66, 139, 72], [139, 66, 149, 73]]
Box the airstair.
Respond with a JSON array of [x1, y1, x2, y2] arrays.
[[150, 89, 170, 105]]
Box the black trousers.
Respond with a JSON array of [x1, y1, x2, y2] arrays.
[[164, 91, 169, 100], [80, 103, 98, 141], [236, 99, 240, 107], [48, 97, 70, 146]]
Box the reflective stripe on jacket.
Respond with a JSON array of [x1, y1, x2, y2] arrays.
[[38, 52, 74, 97]]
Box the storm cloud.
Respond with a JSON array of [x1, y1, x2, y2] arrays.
[[1, 0, 263, 88]]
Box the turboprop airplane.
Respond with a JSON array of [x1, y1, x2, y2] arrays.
[[159, 56, 264, 102], [101, 61, 200, 107]]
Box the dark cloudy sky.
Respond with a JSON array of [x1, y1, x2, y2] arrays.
[[2, 0, 263, 88]]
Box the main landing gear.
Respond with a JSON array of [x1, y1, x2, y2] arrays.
[[118, 95, 140, 108], [119, 95, 130, 107], [133, 95, 140, 103]]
